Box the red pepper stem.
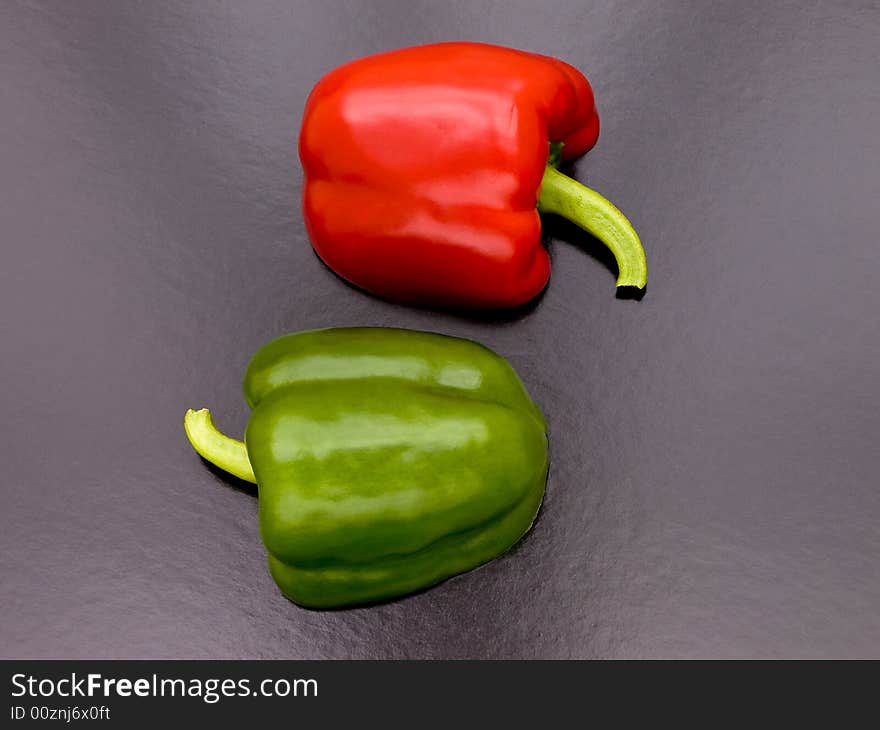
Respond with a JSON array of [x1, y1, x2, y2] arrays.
[[538, 165, 647, 289], [184, 408, 257, 483]]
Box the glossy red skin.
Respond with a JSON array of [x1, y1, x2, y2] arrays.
[[299, 42, 599, 308]]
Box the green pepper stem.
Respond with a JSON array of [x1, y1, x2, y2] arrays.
[[538, 164, 647, 289], [184, 408, 256, 483]]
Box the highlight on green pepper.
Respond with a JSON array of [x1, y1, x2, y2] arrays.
[[184, 327, 549, 609]]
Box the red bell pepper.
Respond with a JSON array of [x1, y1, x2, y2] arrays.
[[299, 42, 647, 308]]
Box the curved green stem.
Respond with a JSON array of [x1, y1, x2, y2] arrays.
[[184, 408, 256, 483], [538, 165, 647, 289]]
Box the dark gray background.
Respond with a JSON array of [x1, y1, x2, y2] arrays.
[[2, 0, 878, 659]]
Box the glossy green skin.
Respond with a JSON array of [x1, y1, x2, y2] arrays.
[[243, 328, 549, 608]]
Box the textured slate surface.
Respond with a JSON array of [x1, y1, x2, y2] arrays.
[[1, 0, 878, 658]]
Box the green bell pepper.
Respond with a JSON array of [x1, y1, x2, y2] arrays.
[[184, 327, 549, 608]]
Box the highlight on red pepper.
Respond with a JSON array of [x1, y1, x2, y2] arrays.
[[299, 42, 647, 309]]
